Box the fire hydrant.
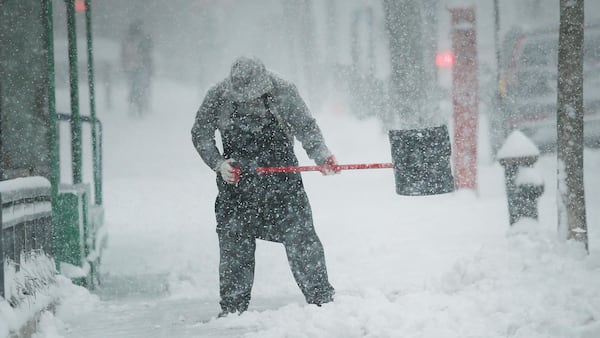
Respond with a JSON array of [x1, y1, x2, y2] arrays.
[[497, 130, 545, 225]]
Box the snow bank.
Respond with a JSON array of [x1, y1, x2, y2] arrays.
[[199, 225, 599, 338]]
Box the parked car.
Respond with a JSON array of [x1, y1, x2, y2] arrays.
[[489, 23, 600, 154]]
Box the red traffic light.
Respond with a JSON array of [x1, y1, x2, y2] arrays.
[[75, 0, 86, 12], [436, 51, 455, 68]]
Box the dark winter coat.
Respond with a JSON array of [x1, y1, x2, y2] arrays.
[[191, 71, 332, 241]]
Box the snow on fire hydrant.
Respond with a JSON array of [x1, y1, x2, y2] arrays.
[[496, 130, 545, 225]]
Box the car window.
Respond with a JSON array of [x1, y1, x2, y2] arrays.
[[502, 26, 600, 100], [514, 69, 555, 97], [521, 39, 557, 67]]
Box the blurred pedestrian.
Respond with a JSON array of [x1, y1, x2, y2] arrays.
[[121, 20, 153, 117], [191, 56, 339, 317]]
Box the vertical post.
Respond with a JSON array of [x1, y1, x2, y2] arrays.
[[45, 0, 59, 273], [45, 0, 59, 214], [66, 0, 82, 184], [450, 7, 479, 190], [557, 0, 587, 250], [0, 194, 3, 299], [84, 0, 101, 205], [0, 83, 3, 180]]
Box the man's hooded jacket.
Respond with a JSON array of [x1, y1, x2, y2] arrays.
[[191, 57, 332, 241]]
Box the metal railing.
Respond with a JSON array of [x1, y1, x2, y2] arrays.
[[57, 112, 103, 205], [0, 177, 53, 301]]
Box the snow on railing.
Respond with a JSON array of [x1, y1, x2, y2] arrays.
[[1, 177, 56, 305]]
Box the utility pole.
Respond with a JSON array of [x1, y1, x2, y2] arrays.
[[557, 0, 587, 251]]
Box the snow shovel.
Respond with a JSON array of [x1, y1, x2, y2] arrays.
[[252, 125, 456, 196], [255, 162, 393, 174], [387, 125, 455, 195]]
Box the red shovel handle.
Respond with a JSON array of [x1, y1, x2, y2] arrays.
[[256, 162, 393, 174]]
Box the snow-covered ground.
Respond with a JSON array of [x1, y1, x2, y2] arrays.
[[28, 79, 600, 338]]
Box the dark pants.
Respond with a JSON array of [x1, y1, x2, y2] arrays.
[[218, 226, 334, 314], [126, 70, 151, 115]]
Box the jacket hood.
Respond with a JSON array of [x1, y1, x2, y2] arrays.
[[227, 57, 273, 102]]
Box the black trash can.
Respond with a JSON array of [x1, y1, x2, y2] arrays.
[[388, 125, 455, 196]]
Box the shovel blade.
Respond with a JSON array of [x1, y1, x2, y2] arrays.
[[388, 125, 456, 196]]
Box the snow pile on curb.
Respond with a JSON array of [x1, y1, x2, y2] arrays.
[[0, 254, 57, 338], [200, 222, 600, 338], [29, 276, 99, 338]]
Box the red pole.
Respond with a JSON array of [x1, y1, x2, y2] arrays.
[[450, 6, 479, 190], [255, 162, 393, 174]]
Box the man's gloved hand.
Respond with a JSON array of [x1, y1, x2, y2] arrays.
[[319, 155, 341, 176], [219, 159, 241, 184]]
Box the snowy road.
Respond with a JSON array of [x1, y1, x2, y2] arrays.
[[39, 81, 600, 338]]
